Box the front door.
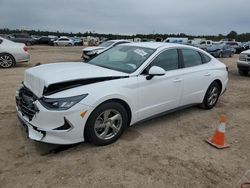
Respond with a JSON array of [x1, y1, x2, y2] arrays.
[[136, 49, 183, 121]]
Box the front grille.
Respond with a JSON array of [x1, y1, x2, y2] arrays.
[[247, 55, 250, 62], [16, 86, 39, 121]]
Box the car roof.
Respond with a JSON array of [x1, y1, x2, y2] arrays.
[[121, 42, 188, 49]]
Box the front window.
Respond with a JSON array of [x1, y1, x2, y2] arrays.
[[150, 49, 179, 71], [99, 41, 115, 48], [88, 45, 155, 73]]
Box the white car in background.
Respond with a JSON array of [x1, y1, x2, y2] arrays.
[[54, 37, 74, 46], [16, 42, 228, 146], [0, 37, 30, 68], [82, 39, 131, 61]]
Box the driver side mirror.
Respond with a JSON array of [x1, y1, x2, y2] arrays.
[[146, 66, 166, 80]]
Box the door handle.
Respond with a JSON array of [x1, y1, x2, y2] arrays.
[[173, 78, 182, 83], [204, 72, 211, 76]]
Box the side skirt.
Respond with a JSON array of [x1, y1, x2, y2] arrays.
[[131, 103, 200, 126]]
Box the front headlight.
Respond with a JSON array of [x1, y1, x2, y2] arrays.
[[239, 53, 248, 61], [40, 94, 88, 110]]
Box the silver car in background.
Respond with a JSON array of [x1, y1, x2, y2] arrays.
[[53, 37, 74, 46], [0, 37, 30, 68]]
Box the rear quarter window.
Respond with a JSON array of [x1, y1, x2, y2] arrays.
[[182, 49, 203, 68], [200, 52, 211, 63], [0, 39, 2, 44]]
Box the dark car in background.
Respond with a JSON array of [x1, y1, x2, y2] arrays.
[[206, 44, 235, 58], [36, 36, 57, 46], [8, 33, 36, 46]]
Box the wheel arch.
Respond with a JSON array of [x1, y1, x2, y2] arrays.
[[202, 78, 223, 102], [83, 98, 132, 141], [213, 79, 222, 93], [88, 98, 132, 126]]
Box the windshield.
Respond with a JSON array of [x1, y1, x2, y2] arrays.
[[99, 41, 115, 48], [88, 45, 155, 73]]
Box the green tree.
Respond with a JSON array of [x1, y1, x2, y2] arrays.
[[227, 31, 237, 39]]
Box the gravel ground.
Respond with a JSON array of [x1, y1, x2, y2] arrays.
[[0, 46, 249, 188]]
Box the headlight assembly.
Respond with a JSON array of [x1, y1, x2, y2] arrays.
[[239, 54, 247, 61], [40, 94, 88, 110]]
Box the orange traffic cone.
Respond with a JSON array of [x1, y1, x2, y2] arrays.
[[206, 115, 230, 149]]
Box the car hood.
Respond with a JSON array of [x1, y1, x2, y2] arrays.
[[242, 49, 250, 54], [24, 62, 129, 98], [82, 46, 105, 52]]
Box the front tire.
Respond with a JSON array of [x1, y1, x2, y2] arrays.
[[85, 102, 128, 146], [200, 82, 221, 109], [0, 53, 16, 68]]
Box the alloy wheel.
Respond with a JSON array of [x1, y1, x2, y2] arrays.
[[207, 87, 219, 106], [0, 55, 14, 68], [94, 109, 123, 140]]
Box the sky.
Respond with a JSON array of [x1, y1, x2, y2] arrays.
[[0, 0, 249, 35]]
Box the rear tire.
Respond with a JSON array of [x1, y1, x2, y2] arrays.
[[0, 53, 16, 68], [238, 69, 249, 76], [85, 102, 128, 146], [200, 82, 221, 109]]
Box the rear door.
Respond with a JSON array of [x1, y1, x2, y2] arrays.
[[179, 48, 213, 106], [136, 48, 183, 121]]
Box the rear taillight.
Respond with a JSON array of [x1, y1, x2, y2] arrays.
[[23, 46, 28, 52]]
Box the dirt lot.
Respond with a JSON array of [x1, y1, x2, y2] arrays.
[[0, 46, 249, 188]]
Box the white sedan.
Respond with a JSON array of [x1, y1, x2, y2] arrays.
[[16, 42, 228, 145], [0, 37, 30, 68], [54, 37, 74, 46]]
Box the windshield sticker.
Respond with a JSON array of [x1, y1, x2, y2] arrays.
[[134, 49, 148, 57]]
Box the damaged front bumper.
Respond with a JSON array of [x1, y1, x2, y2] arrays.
[[16, 86, 94, 145], [17, 113, 46, 141], [16, 102, 93, 144]]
